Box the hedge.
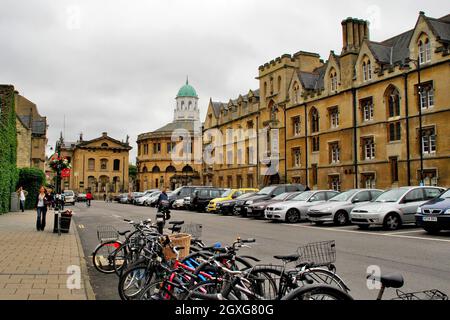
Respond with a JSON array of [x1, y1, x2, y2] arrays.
[[17, 167, 46, 210], [0, 85, 18, 214]]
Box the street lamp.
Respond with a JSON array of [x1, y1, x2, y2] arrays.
[[404, 57, 424, 186]]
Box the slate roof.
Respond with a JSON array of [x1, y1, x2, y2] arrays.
[[152, 120, 198, 134], [297, 64, 327, 91], [18, 115, 47, 136], [427, 15, 450, 42]]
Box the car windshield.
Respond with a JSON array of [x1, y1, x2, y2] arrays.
[[375, 189, 408, 203], [221, 189, 233, 197], [256, 186, 277, 196], [172, 187, 182, 195], [440, 189, 450, 199], [329, 190, 359, 202], [273, 193, 289, 201], [64, 191, 73, 196], [293, 191, 314, 201]]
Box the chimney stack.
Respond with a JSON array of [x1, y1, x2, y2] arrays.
[[341, 17, 370, 54]]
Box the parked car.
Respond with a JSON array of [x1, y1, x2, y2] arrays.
[[114, 193, 126, 202], [246, 192, 303, 218], [134, 192, 157, 206], [350, 186, 445, 230], [119, 194, 129, 204], [131, 192, 146, 204], [207, 188, 259, 213], [307, 189, 384, 226], [169, 186, 213, 208], [63, 190, 76, 205], [234, 184, 306, 217], [266, 190, 340, 223], [76, 193, 87, 202], [216, 193, 257, 215], [188, 188, 228, 212], [416, 189, 450, 234]]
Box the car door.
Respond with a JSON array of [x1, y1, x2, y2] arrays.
[[401, 189, 426, 223], [352, 191, 372, 209]]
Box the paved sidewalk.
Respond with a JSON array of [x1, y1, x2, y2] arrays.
[[0, 210, 95, 300]]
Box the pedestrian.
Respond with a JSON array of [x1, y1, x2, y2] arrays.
[[35, 186, 50, 231], [103, 193, 107, 202], [86, 191, 93, 207], [156, 187, 169, 212], [17, 186, 27, 212]]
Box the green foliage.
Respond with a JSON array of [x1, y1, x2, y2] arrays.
[[0, 86, 18, 214], [17, 167, 46, 210], [129, 164, 137, 180]]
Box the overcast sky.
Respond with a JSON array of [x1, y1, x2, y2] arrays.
[[0, 0, 447, 163]]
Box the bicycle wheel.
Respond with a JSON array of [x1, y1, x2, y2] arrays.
[[118, 263, 155, 300], [245, 266, 287, 300], [92, 241, 121, 274], [138, 279, 184, 300], [281, 284, 353, 300]]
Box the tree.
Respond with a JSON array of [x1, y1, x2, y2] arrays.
[[129, 164, 137, 191], [17, 168, 46, 210]]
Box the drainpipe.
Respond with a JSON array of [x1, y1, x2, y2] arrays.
[[256, 115, 260, 187], [403, 74, 411, 186], [304, 103, 309, 187], [352, 88, 358, 188], [284, 105, 287, 183]]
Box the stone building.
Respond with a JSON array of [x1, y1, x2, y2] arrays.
[[202, 11, 450, 190], [136, 79, 202, 191], [58, 132, 132, 196], [15, 93, 47, 170]]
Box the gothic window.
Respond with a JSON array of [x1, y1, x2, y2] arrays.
[[419, 38, 432, 64], [386, 86, 401, 118], [330, 69, 338, 91], [362, 57, 372, 82], [310, 107, 319, 133], [292, 148, 301, 168], [292, 116, 301, 136], [329, 107, 339, 128], [417, 82, 434, 110], [422, 127, 436, 154], [361, 97, 374, 121], [329, 142, 340, 164], [388, 122, 402, 142], [362, 137, 376, 160]]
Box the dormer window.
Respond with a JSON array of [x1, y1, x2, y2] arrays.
[[330, 71, 338, 92], [362, 58, 372, 82], [419, 38, 432, 64]]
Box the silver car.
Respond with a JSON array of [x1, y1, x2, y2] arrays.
[[307, 189, 384, 226], [350, 186, 445, 230], [265, 190, 339, 223]]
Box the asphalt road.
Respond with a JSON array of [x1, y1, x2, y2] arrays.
[[72, 201, 450, 300]]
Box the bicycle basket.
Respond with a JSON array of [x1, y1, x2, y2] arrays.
[[393, 289, 448, 300], [297, 240, 336, 267], [97, 225, 119, 242], [180, 223, 203, 240]]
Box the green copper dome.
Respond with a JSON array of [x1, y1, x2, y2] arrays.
[[177, 78, 198, 98]]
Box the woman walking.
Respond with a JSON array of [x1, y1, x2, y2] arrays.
[[35, 186, 50, 231]]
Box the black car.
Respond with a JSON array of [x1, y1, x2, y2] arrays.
[[416, 188, 450, 234], [169, 186, 214, 208], [234, 184, 306, 217], [188, 187, 228, 212], [216, 193, 257, 215]]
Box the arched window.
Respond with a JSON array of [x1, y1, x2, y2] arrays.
[[367, 60, 372, 80], [385, 85, 401, 118], [101, 143, 109, 147], [142, 166, 148, 173], [264, 82, 267, 97], [330, 69, 338, 92], [277, 76, 282, 92], [293, 81, 300, 104], [362, 62, 367, 81], [166, 165, 176, 173], [425, 39, 431, 62], [188, 101, 192, 110], [152, 166, 161, 173], [181, 101, 185, 110], [182, 165, 194, 173], [310, 107, 319, 133]]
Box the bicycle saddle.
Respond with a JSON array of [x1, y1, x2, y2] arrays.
[[378, 273, 404, 288], [274, 254, 299, 262], [169, 221, 184, 226], [118, 230, 130, 236]]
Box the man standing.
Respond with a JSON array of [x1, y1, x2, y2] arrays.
[[156, 188, 169, 212]]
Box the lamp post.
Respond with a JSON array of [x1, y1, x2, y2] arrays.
[[405, 57, 424, 186]]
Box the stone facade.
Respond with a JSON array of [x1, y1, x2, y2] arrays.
[[58, 132, 132, 196], [14, 93, 47, 170], [202, 12, 450, 191]]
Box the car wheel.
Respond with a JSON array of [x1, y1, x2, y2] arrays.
[[423, 226, 441, 235], [286, 209, 300, 224], [334, 211, 349, 226], [383, 213, 401, 230], [357, 224, 370, 230]]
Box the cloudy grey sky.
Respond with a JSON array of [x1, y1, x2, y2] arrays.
[[0, 0, 447, 162]]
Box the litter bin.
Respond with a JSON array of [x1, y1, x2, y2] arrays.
[[60, 211, 72, 233]]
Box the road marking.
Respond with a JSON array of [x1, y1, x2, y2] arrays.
[[78, 224, 85, 229], [383, 230, 425, 235], [112, 214, 122, 219], [281, 224, 450, 243]]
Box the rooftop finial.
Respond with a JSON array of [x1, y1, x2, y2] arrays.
[[186, 75, 189, 85]]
